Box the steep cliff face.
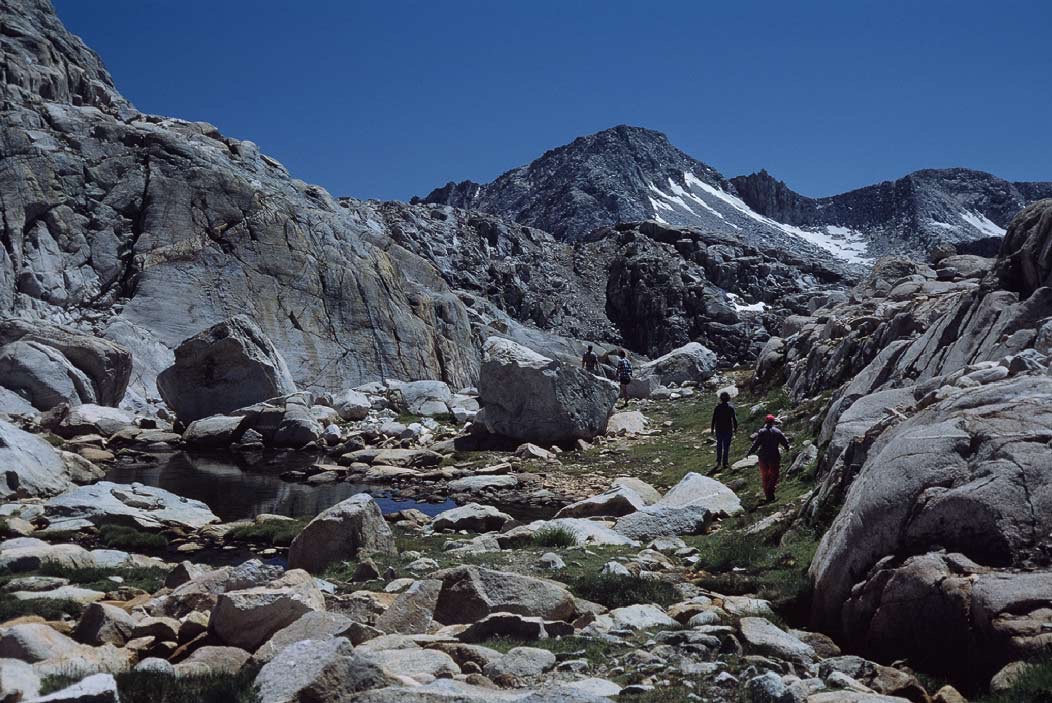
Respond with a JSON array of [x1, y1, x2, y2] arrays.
[[1, 0, 486, 399]]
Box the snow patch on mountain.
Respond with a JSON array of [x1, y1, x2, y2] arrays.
[[960, 210, 1006, 237], [727, 293, 767, 312], [681, 173, 871, 264]]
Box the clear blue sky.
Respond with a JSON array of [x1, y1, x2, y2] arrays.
[[55, 0, 1052, 201]]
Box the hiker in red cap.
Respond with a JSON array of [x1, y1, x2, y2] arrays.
[[747, 414, 791, 503]]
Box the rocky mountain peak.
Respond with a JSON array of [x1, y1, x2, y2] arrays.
[[0, 0, 130, 113], [414, 124, 726, 242]]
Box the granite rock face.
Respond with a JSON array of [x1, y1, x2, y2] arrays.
[[794, 200, 1052, 684], [0, 0, 482, 400]]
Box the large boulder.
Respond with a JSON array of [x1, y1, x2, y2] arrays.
[[614, 472, 741, 539], [254, 637, 391, 703], [0, 419, 77, 500], [252, 611, 357, 665], [209, 570, 326, 651], [0, 341, 98, 411], [555, 485, 648, 519], [431, 504, 513, 533], [287, 494, 396, 573], [0, 320, 131, 410], [432, 565, 577, 624], [54, 404, 137, 439], [43, 482, 219, 531], [333, 389, 372, 421], [637, 342, 717, 386], [475, 337, 618, 444], [157, 316, 298, 423], [391, 380, 452, 417], [810, 374, 1052, 682]]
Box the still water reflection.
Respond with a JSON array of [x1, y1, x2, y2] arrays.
[[104, 451, 456, 522]]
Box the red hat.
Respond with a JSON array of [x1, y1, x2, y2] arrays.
[[765, 414, 777, 423]]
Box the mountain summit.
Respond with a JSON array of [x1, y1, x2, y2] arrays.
[[418, 126, 1052, 260], [414, 125, 723, 242]]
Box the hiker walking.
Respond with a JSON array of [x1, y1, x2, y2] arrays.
[[747, 414, 791, 503], [581, 344, 600, 374], [615, 349, 633, 407], [710, 391, 738, 470]]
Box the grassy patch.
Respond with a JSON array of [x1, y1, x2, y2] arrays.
[[36, 564, 169, 593], [0, 595, 84, 623], [480, 634, 619, 663], [687, 526, 818, 615], [532, 526, 577, 548], [570, 573, 678, 610], [225, 519, 307, 547], [42, 671, 259, 703], [98, 525, 169, 552], [978, 657, 1052, 703]]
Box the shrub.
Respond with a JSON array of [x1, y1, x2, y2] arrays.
[[532, 526, 577, 548], [98, 525, 168, 552], [693, 532, 766, 572], [980, 657, 1052, 703], [570, 572, 678, 610], [225, 519, 306, 547]]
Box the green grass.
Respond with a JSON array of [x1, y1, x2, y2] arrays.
[[97, 525, 169, 552], [35, 564, 169, 594], [569, 572, 679, 610], [42, 671, 259, 703], [532, 526, 577, 548], [0, 595, 84, 623], [480, 635, 619, 663], [687, 526, 818, 615], [0, 563, 168, 624], [225, 519, 307, 547], [979, 658, 1052, 703]]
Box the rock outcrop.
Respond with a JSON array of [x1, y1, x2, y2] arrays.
[[0, 419, 85, 499], [0, 320, 131, 411], [800, 200, 1052, 683]]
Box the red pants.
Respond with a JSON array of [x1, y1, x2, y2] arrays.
[[758, 456, 780, 499]]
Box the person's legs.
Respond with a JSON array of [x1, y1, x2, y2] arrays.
[[758, 457, 780, 501], [715, 431, 731, 467]]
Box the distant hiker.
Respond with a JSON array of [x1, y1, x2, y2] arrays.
[[581, 344, 600, 374], [710, 391, 738, 470], [747, 414, 791, 503], [615, 349, 633, 406]]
